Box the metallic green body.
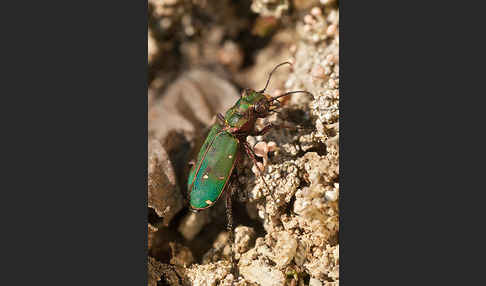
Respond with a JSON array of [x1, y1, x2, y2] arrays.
[[188, 90, 265, 210], [188, 123, 239, 209]]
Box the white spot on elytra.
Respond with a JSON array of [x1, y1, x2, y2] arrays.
[[228, 155, 233, 159], [203, 174, 209, 179], [218, 176, 225, 180], [205, 200, 213, 205]]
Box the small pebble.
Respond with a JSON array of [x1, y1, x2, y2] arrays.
[[304, 14, 315, 24], [311, 7, 322, 17], [325, 189, 338, 201], [327, 24, 337, 36], [311, 65, 326, 78]]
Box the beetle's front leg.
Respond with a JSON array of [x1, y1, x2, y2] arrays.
[[252, 123, 275, 136], [252, 123, 294, 136], [253, 122, 309, 136]]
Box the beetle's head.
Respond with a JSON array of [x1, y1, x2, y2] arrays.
[[241, 88, 273, 117], [254, 94, 272, 117]]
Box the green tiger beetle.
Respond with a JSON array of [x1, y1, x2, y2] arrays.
[[187, 62, 312, 274]]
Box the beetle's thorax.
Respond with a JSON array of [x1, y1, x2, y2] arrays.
[[223, 89, 268, 133]]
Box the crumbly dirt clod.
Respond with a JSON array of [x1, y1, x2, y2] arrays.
[[170, 242, 195, 267], [148, 139, 184, 226], [185, 261, 233, 286], [251, 0, 289, 18], [148, 0, 339, 285], [234, 226, 257, 256], [148, 256, 183, 286]]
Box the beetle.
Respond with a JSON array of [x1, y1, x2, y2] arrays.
[[186, 62, 312, 271], [187, 62, 312, 210]]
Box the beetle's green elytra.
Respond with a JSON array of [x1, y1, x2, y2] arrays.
[[188, 123, 239, 209]]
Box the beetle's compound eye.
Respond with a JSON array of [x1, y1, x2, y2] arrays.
[[255, 100, 269, 115]]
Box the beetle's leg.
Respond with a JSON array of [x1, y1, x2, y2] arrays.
[[225, 188, 238, 277], [186, 163, 194, 202], [184, 185, 191, 205], [253, 123, 311, 136], [242, 141, 273, 200], [252, 123, 275, 136], [217, 113, 226, 125], [225, 188, 233, 240]]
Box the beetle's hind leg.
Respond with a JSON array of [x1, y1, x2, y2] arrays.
[[225, 186, 239, 278]]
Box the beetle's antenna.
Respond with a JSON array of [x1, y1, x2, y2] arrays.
[[269, 90, 313, 103], [259, 61, 292, 93]]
